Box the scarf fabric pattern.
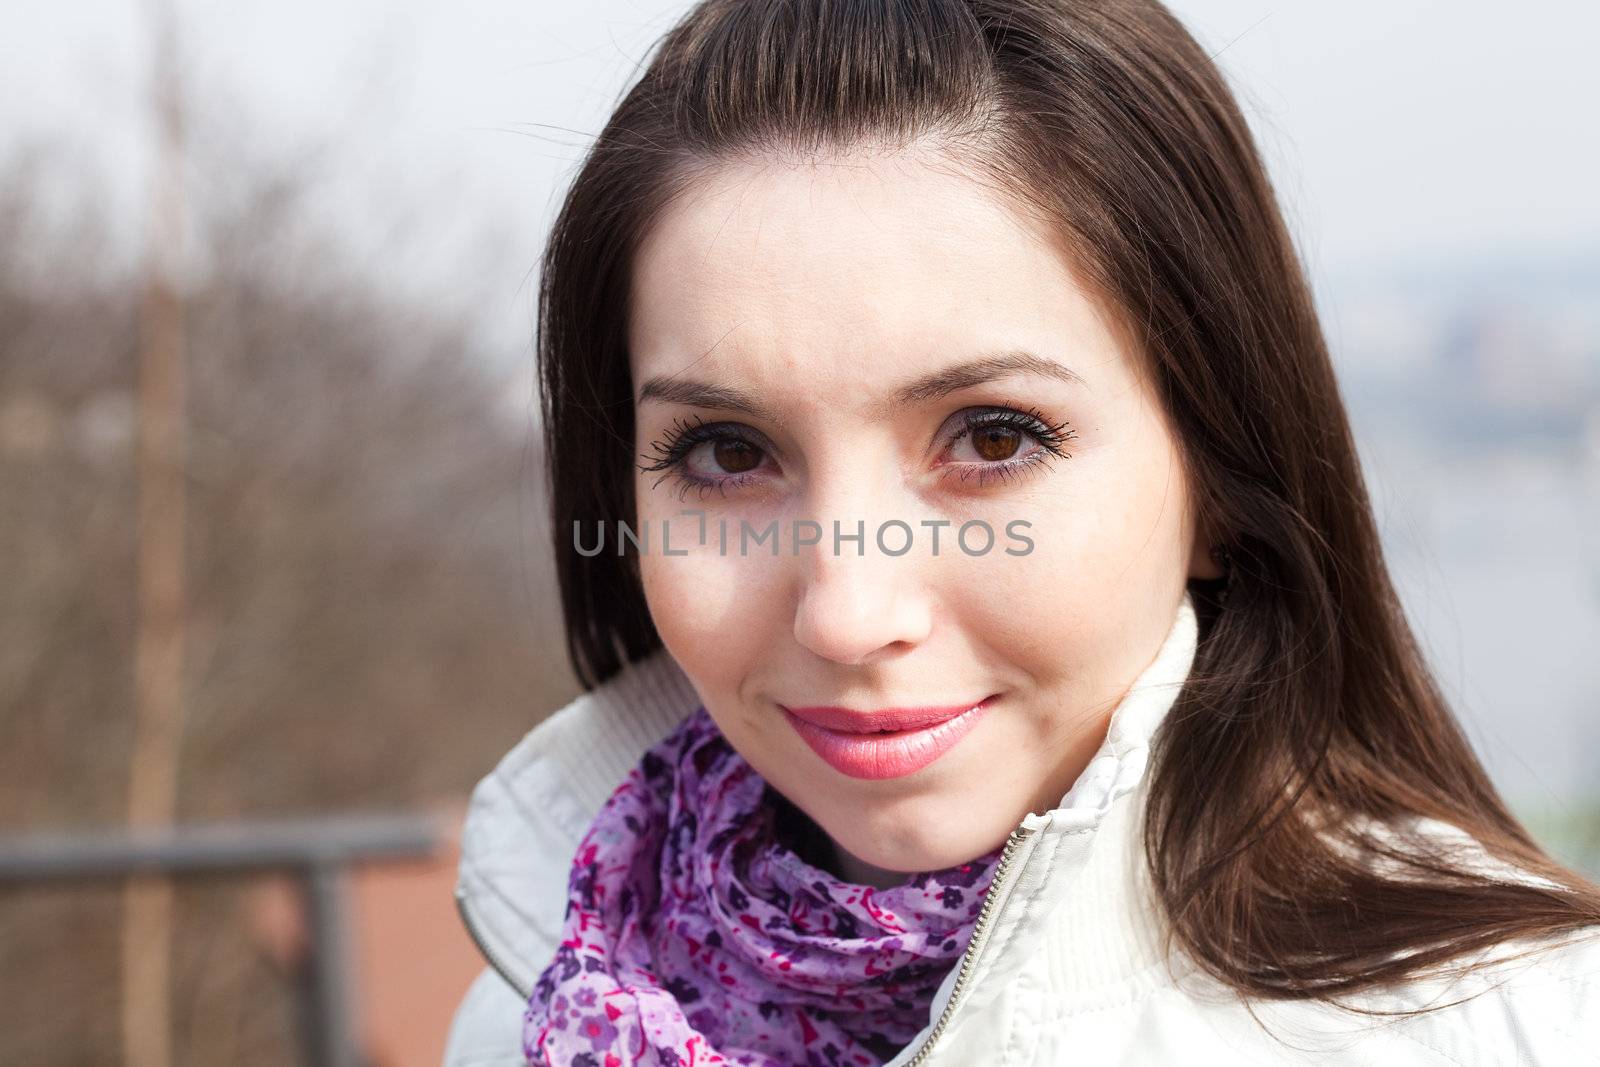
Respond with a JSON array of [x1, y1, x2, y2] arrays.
[[522, 705, 1006, 1067]]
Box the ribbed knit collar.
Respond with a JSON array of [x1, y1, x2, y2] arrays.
[[454, 591, 1199, 1026]]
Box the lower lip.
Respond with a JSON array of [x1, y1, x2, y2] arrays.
[[781, 697, 997, 781]]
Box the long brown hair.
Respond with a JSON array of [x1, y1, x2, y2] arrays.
[[532, 0, 1600, 1003]]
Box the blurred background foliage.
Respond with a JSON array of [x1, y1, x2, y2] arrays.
[[0, 97, 576, 1063]]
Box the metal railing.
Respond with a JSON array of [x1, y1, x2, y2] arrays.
[[0, 812, 445, 1067]]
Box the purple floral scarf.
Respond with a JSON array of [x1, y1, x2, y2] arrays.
[[522, 704, 1006, 1067]]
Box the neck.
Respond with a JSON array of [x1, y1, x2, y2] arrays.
[[767, 783, 922, 889], [828, 840, 912, 890]]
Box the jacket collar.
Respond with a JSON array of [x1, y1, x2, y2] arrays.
[[454, 592, 1199, 1008], [912, 589, 1200, 1056], [453, 642, 702, 999]]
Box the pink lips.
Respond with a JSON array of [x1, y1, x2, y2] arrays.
[[779, 696, 998, 780]]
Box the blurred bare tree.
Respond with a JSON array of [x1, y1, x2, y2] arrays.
[[0, 68, 577, 1064]]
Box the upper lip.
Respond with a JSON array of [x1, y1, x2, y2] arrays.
[[779, 696, 996, 734]]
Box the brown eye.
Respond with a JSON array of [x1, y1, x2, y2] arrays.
[[971, 426, 1021, 462], [936, 405, 1075, 491], [713, 438, 762, 473]]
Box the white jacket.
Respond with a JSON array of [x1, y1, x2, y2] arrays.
[[445, 593, 1600, 1065]]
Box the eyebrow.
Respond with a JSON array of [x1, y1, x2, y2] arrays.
[[635, 349, 1085, 424]]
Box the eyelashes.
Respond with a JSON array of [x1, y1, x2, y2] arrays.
[[637, 414, 771, 501], [635, 405, 1077, 502]]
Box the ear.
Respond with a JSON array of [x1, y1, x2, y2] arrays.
[[1187, 518, 1226, 581]]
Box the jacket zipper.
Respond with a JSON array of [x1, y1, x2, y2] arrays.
[[896, 820, 1040, 1066], [455, 887, 533, 1001]]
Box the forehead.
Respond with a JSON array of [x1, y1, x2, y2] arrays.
[[627, 149, 1129, 399]]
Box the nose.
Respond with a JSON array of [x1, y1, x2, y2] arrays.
[[790, 512, 934, 667]]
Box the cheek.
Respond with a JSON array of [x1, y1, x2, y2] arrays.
[[637, 526, 790, 691], [1049, 424, 1188, 587], [960, 441, 1189, 674]]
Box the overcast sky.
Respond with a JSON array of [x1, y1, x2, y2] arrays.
[[6, 0, 1599, 304]]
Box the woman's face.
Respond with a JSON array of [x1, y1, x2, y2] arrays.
[[627, 149, 1216, 888]]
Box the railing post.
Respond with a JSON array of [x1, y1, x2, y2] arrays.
[[298, 860, 361, 1067], [0, 812, 440, 1067]]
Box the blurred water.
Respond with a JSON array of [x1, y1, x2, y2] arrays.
[[1359, 433, 1600, 868]]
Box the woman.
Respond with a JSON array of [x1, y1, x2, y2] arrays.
[[446, 1, 1600, 1063]]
